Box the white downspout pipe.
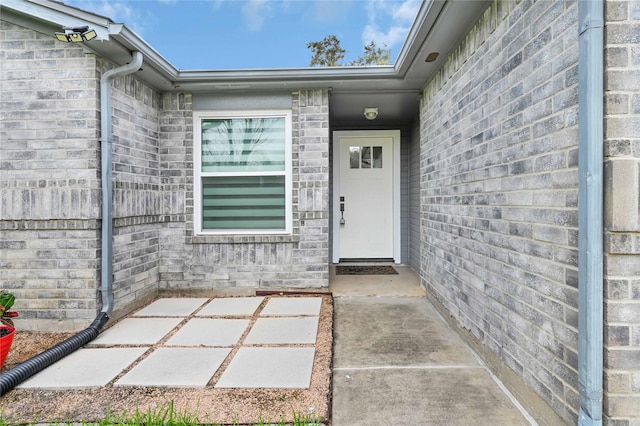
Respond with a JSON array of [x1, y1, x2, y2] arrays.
[[100, 51, 143, 316], [577, 1, 604, 424]]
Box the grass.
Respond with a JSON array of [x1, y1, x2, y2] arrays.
[[0, 401, 325, 426]]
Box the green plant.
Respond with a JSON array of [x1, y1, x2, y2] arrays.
[[0, 290, 18, 327], [0, 401, 325, 426], [252, 411, 324, 426], [292, 411, 325, 426], [100, 400, 203, 425]]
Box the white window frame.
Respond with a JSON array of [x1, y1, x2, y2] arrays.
[[193, 109, 293, 235]]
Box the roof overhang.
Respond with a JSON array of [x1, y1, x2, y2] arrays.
[[1, 0, 489, 125]]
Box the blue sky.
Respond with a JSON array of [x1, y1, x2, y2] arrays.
[[65, 0, 421, 70]]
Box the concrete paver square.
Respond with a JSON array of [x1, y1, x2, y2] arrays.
[[260, 297, 322, 316], [91, 317, 183, 345], [216, 347, 315, 389], [115, 347, 230, 388], [197, 297, 265, 316], [245, 317, 319, 344], [133, 298, 209, 316], [17, 347, 148, 389], [166, 318, 250, 347]]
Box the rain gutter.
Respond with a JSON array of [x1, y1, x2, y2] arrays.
[[577, 0, 604, 424]]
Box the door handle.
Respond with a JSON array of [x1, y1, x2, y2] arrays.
[[339, 197, 345, 225]]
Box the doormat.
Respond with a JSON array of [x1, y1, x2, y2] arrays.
[[335, 265, 399, 275]]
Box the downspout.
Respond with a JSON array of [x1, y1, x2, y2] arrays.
[[0, 52, 144, 395], [99, 50, 144, 317], [577, 1, 604, 425]]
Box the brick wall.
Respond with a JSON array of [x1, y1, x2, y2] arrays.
[[0, 21, 101, 331], [108, 66, 164, 319], [602, 1, 640, 423], [419, 0, 580, 422], [0, 21, 166, 330], [158, 89, 329, 292], [408, 120, 421, 271]]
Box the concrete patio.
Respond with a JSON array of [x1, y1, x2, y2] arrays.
[[16, 296, 323, 390], [11, 264, 539, 425]]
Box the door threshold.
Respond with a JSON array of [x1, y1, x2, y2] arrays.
[[338, 258, 394, 263]]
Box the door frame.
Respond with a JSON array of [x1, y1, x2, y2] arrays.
[[332, 130, 401, 264]]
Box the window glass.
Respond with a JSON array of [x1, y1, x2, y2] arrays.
[[201, 118, 285, 172], [361, 146, 372, 168], [195, 111, 291, 234], [350, 146, 383, 169], [202, 176, 286, 229], [349, 146, 360, 169], [373, 146, 383, 168]]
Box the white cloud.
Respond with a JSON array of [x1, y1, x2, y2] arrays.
[[361, 0, 420, 49], [392, 0, 420, 23], [64, 0, 156, 36], [310, 0, 352, 24], [242, 0, 272, 32], [208, 0, 226, 11], [362, 23, 407, 48]]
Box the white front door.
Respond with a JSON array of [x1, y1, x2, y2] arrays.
[[333, 130, 400, 263]]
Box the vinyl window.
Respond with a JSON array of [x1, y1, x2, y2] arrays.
[[194, 110, 292, 234]]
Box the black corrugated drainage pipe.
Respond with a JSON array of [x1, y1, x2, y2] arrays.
[[0, 51, 143, 396], [0, 314, 107, 395]]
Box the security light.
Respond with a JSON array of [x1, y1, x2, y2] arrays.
[[54, 26, 97, 43], [364, 107, 379, 120]]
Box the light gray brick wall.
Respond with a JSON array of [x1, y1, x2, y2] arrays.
[[419, 0, 580, 422], [400, 126, 411, 263], [108, 67, 163, 319], [0, 21, 101, 331], [159, 89, 329, 292], [602, 1, 640, 424], [0, 21, 165, 330], [409, 119, 421, 271]]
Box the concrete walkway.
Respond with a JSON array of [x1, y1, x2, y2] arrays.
[[330, 265, 536, 425], [15, 264, 537, 425]]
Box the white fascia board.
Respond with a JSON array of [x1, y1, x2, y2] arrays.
[[172, 67, 400, 92], [177, 66, 397, 81], [2, 0, 179, 82], [107, 23, 179, 79], [2, 0, 113, 38], [394, 0, 446, 77]]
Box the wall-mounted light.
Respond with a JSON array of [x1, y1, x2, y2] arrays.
[[55, 26, 97, 43], [364, 107, 379, 120]]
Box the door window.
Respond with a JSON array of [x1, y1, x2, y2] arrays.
[[349, 146, 383, 169]]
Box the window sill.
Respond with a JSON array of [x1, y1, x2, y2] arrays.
[[192, 234, 300, 244]]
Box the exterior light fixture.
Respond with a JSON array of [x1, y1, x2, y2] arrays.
[[364, 107, 379, 120], [425, 52, 440, 62], [55, 26, 97, 43]]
